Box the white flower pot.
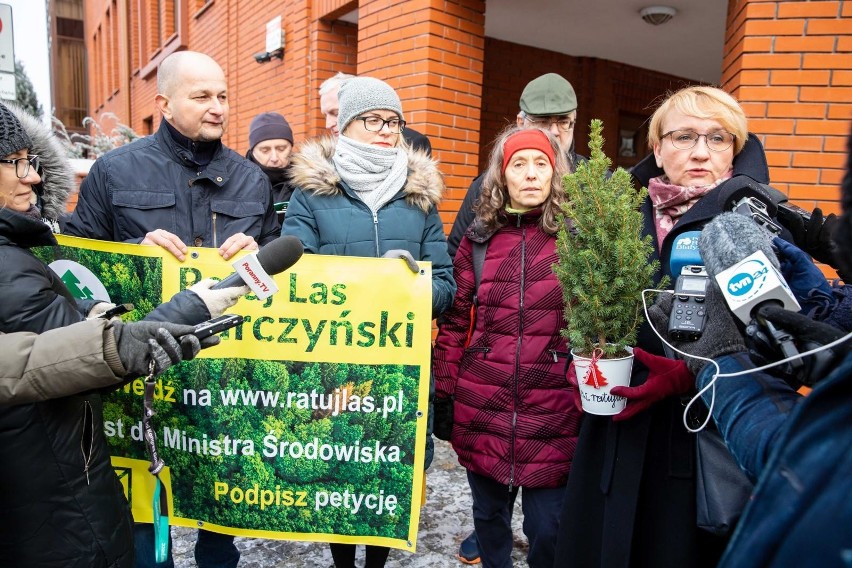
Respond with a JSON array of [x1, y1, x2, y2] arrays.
[[572, 346, 634, 416]]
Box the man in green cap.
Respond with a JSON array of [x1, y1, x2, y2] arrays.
[[446, 72, 583, 257], [441, 72, 583, 565]]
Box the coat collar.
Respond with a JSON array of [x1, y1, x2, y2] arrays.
[[288, 136, 445, 214], [154, 122, 229, 187], [0, 208, 57, 248]]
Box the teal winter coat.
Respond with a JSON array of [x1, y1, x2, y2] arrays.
[[282, 136, 455, 319]]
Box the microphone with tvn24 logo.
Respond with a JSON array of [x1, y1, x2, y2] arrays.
[[699, 213, 849, 386], [698, 213, 800, 325], [211, 235, 304, 298]]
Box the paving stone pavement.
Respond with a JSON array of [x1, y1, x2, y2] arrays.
[[171, 439, 530, 567]]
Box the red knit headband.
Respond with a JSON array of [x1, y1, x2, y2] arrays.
[[502, 129, 556, 173]]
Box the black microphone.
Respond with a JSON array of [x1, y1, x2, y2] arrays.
[[699, 212, 799, 324], [715, 178, 784, 236], [211, 235, 304, 289], [715, 177, 779, 216]]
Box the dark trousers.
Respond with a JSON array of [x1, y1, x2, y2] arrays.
[[134, 524, 239, 568], [467, 470, 565, 568], [329, 543, 391, 568]]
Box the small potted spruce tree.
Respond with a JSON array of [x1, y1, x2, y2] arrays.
[[553, 119, 664, 415]]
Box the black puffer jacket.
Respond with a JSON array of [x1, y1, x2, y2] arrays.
[[0, 210, 136, 568], [0, 111, 209, 567], [63, 122, 280, 248]]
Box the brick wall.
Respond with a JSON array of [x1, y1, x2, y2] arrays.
[[311, 20, 357, 136], [83, 0, 849, 238], [722, 0, 851, 219], [356, 0, 486, 227]]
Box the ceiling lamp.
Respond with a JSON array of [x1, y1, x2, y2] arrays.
[[639, 6, 677, 25]]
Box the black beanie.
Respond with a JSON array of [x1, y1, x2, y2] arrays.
[[249, 112, 293, 150], [0, 102, 33, 158]]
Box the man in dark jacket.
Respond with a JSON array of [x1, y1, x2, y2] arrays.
[[64, 51, 280, 261], [447, 72, 586, 258], [63, 50, 278, 568], [245, 111, 295, 225], [319, 72, 432, 155]]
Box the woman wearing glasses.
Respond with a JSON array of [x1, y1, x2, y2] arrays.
[[555, 86, 795, 567], [283, 77, 454, 568], [0, 101, 139, 567]]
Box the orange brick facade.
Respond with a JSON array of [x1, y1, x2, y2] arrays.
[[722, 0, 851, 217], [83, 0, 850, 230]]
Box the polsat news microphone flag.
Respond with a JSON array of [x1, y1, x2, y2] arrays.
[[34, 233, 434, 552]]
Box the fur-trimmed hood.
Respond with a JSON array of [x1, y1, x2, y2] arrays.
[[5, 102, 75, 221], [288, 136, 444, 213]]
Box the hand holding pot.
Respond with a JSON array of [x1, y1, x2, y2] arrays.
[[609, 347, 693, 422]]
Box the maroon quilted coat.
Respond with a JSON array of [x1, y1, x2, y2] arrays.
[[433, 210, 581, 489]]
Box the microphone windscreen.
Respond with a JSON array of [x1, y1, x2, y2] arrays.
[[699, 212, 779, 278], [255, 235, 304, 275]]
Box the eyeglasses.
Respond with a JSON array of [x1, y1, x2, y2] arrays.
[[355, 116, 406, 133], [662, 130, 735, 152], [0, 154, 40, 178], [524, 115, 576, 132]]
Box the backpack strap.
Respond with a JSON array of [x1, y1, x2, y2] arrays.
[[471, 240, 487, 305], [464, 240, 487, 349]]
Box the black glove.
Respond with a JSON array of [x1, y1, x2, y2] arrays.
[[746, 304, 849, 387], [778, 206, 841, 267], [433, 395, 454, 441], [647, 286, 746, 376], [113, 321, 219, 377]]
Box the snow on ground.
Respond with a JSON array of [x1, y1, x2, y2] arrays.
[[172, 439, 530, 567]]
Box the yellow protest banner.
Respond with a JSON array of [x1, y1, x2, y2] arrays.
[[37, 235, 433, 552]]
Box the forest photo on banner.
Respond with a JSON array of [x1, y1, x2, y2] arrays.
[[35, 235, 433, 552]]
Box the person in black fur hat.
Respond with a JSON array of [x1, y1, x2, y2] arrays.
[[0, 100, 137, 568], [3, 101, 76, 231], [0, 100, 230, 568]]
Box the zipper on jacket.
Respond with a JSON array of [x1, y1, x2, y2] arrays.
[[464, 346, 491, 358], [212, 212, 218, 248], [372, 212, 380, 256], [81, 400, 94, 485], [548, 349, 571, 363], [509, 223, 527, 493]]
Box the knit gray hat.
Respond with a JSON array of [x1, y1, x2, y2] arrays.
[[0, 102, 33, 158], [336, 77, 404, 135], [249, 112, 293, 149]]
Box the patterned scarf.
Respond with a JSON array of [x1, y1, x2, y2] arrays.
[[647, 170, 732, 246], [333, 135, 408, 214]]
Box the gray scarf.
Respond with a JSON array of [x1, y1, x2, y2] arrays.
[[333, 135, 408, 213]]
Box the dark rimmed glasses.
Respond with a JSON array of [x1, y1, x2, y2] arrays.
[[523, 115, 576, 132], [0, 154, 40, 178], [355, 116, 406, 133], [662, 130, 735, 152]]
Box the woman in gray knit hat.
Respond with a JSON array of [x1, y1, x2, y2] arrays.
[[283, 77, 455, 568]]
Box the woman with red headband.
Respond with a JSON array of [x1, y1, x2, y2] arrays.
[[432, 127, 581, 568]]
